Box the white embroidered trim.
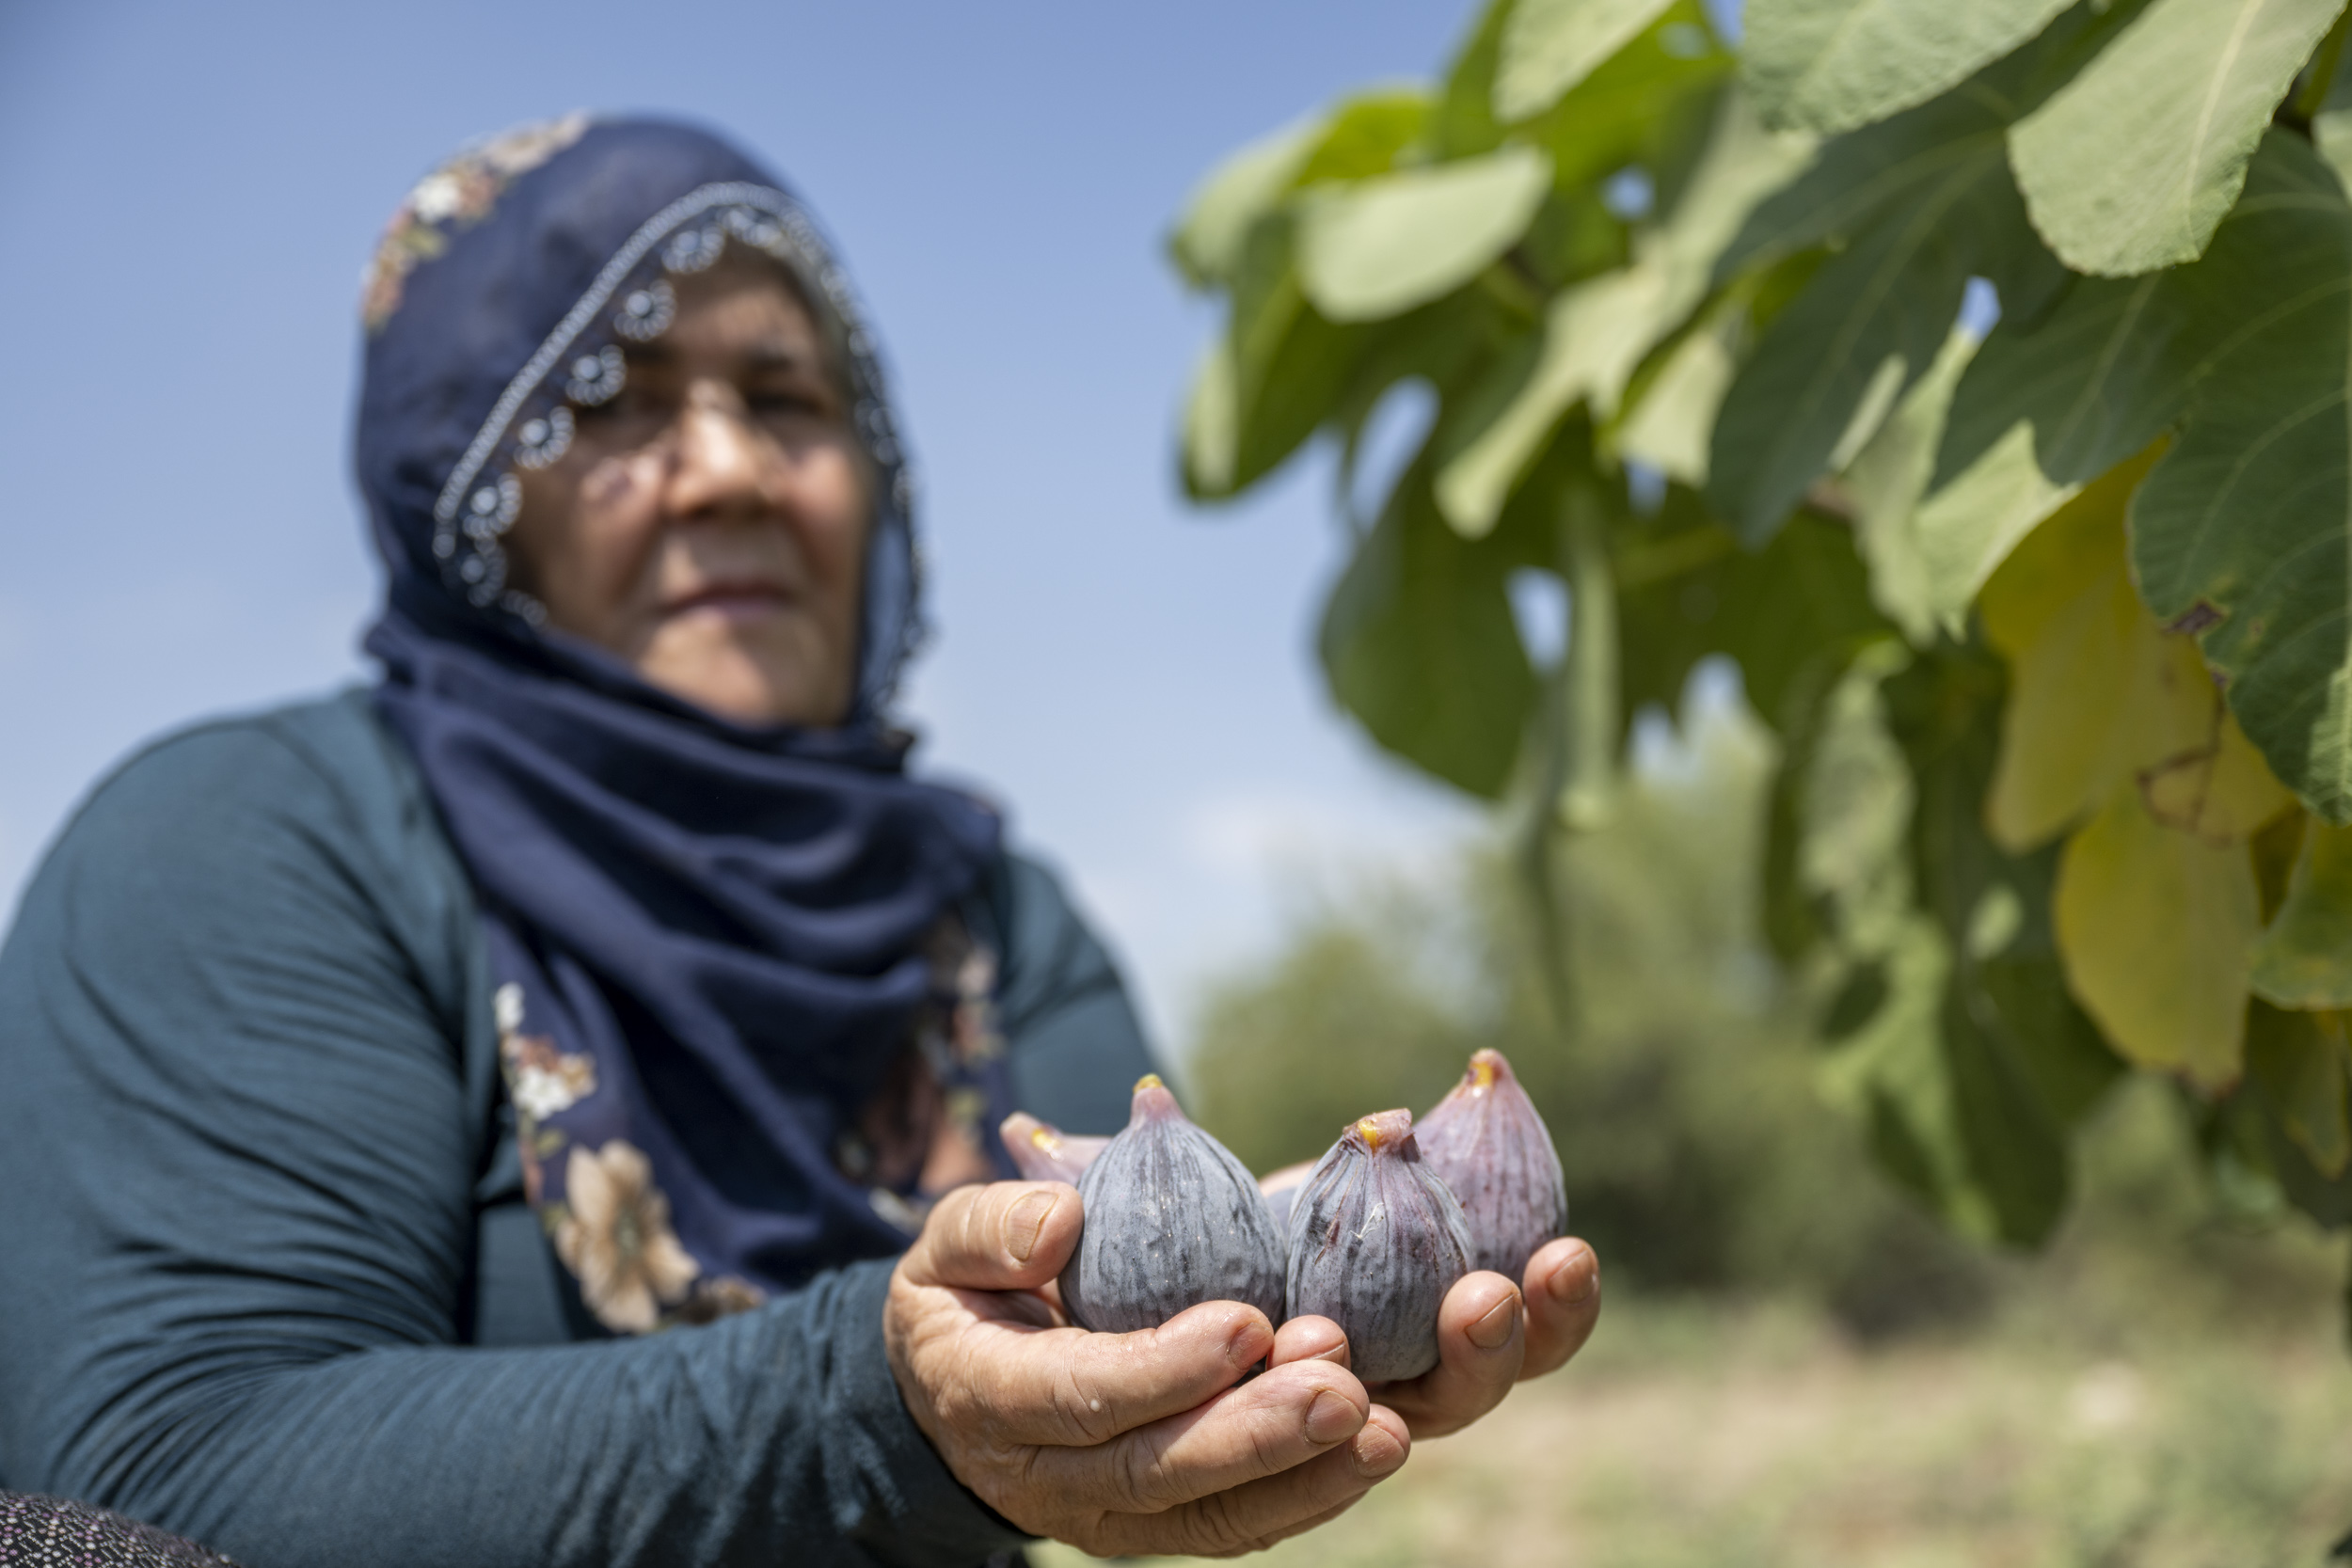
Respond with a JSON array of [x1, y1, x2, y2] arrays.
[[430, 182, 834, 558], [424, 180, 923, 705]]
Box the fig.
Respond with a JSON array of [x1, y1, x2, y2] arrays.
[[1059, 1076, 1288, 1334], [1415, 1049, 1567, 1281], [1285, 1109, 1471, 1383], [998, 1111, 1109, 1185]]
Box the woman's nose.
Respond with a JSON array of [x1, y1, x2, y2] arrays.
[[668, 384, 771, 519]]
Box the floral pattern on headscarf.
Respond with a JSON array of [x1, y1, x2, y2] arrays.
[[494, 905, 1012, 1336], [362, 114, 589, 333], [552, 1140, 701, 1335]]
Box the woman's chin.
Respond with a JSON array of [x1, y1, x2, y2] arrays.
[[638, 634, 843, 727]]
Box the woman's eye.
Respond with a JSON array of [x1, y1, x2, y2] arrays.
[[748, 388, 825, 418], [575, 388, 663, 428]]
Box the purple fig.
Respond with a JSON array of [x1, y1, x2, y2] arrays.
[[1285, 1108, 1471, 1384], [1416, 1050, 1566, 1281], [999, 1112, 1109, 1185], [1060, 1076, 1288, 1334]]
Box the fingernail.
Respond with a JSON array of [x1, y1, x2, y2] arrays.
[[1352, 1426, 1406, 1479], [1468, 1294, 1519, 1351], [1304, 1388, 1361, 1446], [1549, 1246, 1598, 1304], [1004, 1190, 1057, 1263]]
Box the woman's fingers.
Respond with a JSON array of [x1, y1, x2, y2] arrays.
[[940, 1298, 1279, 1449], [1354, 1242, 1600, 1436], [1268, 1313, 1349, 1370], [1024, 1357, 1371, 1513], [1367, 1270, 1525, 1437], [898, 1180, 1084, 1292], [1520, 1237, 1601, 1379], [1080, 1406, 1409, 1560]]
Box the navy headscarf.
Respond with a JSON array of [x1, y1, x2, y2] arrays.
[[355, 117, 1008, 1333]]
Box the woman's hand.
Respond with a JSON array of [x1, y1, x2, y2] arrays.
[[884, 1182, 1412, 1558], [1361, 1237, 1601, 1439]]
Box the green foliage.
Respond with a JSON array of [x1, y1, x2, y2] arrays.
[[1495, 0, 1679, 123], [1318, 458, 1537, 797], [2010, 0, 2344, 276], [1296, 146, 1553, 323], [2255, 822, 2352, 1006], [1168, 0, 2352, 1299], [1743, 0, 2074, 135], [1188, 711, 1993, 1329]]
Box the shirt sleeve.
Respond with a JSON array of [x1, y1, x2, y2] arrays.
[[0, 716, 1025, 1568], [986, 853, 1164, 1137]]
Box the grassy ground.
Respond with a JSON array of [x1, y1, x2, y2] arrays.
[[1030, 1216, 2352, 1567]]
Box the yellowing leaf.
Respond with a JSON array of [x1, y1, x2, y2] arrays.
[[2245, 1003, 2352, 1176], [2139, 705, 2296, 843], [2053, 787, 2259, 1087], [1979, 446, 2190, 851], [2252, 819, 2352, 1006]]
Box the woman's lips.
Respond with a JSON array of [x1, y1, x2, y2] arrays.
[[664, 583, 793, 623]]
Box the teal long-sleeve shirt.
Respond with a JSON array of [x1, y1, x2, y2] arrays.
[[0, 690, 1158, 1567]]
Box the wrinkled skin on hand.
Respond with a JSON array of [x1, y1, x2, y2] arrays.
[[884, 1182, 1601, 1556], [1364, 1236, 1600, 1439]]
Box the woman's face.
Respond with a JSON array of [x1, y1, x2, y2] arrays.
[[506, 254, 868, 726]]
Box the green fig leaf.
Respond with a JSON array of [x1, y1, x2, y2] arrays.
[[2253, 820, 2352, 1006], [2009, 0, 2345, 277], [1168, 117, 1320, 291], [2245, 1002, 2352, 1177], [1743, 0, 2073, 135], [1934, 136, 2352, 823], [1295, 145, 1554, 323], [2126, 136, 2352, 824], [1841, 326, 1978, 644], [1703, 41, 2080, 544], [1494, 0, 1681, 122], [1184, 215, 1363, 500], [1615, 505, 1893, 736], [1318, 464, 1538, 798]]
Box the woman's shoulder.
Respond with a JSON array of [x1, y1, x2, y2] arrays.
[[24, 688, 466, 944], [975, 849, 1106, 990], [79, 687, 413, 819], [55, 688, 426, 848]]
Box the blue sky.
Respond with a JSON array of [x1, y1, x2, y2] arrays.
[[0, 1, 1501, 1048]]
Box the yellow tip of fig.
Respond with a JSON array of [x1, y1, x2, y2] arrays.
[[1135, 1073, 1165, 1092], [1470, 1057, 1497, 1089], [1029, 1126, 1063, 1155], [1357, 1116, 1384, 1150]]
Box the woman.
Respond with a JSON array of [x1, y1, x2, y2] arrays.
[[0, 119, 1600, 1566]]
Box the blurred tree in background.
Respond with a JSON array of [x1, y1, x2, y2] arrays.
[[1189, 696, 1992, 1337], [1168, 0, 2352, 1317]]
